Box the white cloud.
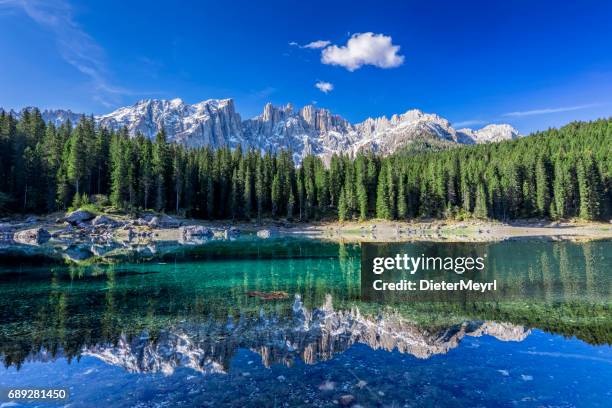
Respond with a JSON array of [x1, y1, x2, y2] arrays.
[[0, 0, 131, 106], [289, 40, 331, 49], [303, 40, 331, 49], [321, 32, 404, 71], [503, 104, 597, 117], [315, 81, 334, 93]]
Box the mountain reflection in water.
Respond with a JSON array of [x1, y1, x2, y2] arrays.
[[25, 295, 528, 376], [0, 238, 610, 407]]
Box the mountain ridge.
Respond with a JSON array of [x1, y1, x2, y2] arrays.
[[4, 98, 521, 162]]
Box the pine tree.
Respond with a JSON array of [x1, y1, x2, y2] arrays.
[[66, 122, 88, 196], [376, 163, 391, 219], [152, 129, 169, 211], [577, 155, 603, 220], [271, 172, 281, 218], [243, 162, 253, 219], [553, 161, 568, 219], [109, 132, 128, 208], [255, 158, 265, 221], [338, 187, 348, 221], [397, 173, 407, 219], [173, 147, 184, 214], [474, 184, 488, 219], [535, 157, 551, 217], [140, 138, 154, 209]]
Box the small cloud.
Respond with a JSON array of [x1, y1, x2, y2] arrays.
[[321, 32, 404, 71], [453, 119, 487, 128], [503, 104, 597, 117], [303, 40, 331, 49], [315, 81, 334, 93], [289, 40, 331, 49]]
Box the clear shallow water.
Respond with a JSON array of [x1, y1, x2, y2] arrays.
[[0, 238, 610, 407]]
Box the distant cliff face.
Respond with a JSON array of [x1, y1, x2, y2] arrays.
[[79, 295, 530, 375], [11, 99, 521, 163], [96, 98, 244, 148]]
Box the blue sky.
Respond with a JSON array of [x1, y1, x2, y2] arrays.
[[1, 0, 612, 133]]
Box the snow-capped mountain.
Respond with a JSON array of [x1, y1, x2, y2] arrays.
[[8, 99, 522, 162], [4, 107, 83, 127], [457, 124, 520, 144], [97, 98, 243, 148]]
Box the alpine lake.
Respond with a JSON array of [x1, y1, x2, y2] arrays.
[[0, 234, 610, 407]]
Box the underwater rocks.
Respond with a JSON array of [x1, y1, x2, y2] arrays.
[[257, 229, 277, 239], [13, 227, 51, 245], [247, 291, 289, 300], [212, 227, 240, 239]]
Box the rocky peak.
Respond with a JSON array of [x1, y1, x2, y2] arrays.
[[7, 98, 522, 162], [457, 124, 520, 144]]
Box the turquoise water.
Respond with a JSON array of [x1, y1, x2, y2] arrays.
[[0, 238, 610, 407]]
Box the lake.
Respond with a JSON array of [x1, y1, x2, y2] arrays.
[[0, 238, 610, 407]]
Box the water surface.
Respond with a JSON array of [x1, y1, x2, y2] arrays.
[[0, 238, 610, 407]]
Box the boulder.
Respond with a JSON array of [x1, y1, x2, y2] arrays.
[[65, 209, 96, 225], [339, 395, 355, 406], [13, 227, 51, 245], [148, 215, 181, 228], [180, 225, 213, 238], [91, 215, 120, 227], [256, 229, 276, 239]]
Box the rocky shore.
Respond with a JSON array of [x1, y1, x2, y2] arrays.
[[1, 210, 611, 262]]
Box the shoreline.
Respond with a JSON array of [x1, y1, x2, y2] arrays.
[[3, 212, 611, 245], [286, 219, 612, 242]]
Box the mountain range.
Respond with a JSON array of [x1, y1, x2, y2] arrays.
[[8, 99, 521, 162]]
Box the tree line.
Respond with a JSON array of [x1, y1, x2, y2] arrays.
[[0, 108, 610, 221]]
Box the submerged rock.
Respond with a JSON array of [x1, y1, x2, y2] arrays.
[[318, 381, 336, 391], [65, 209, 96, 225], [339, 395, 355, 406], [13, 227, 51, 245], [213, 227, 240, 239], [63, 245, 94, 262], [256, 229, 276, 239], [180, 225, 213, 238], [246, 291, 289, 300]]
